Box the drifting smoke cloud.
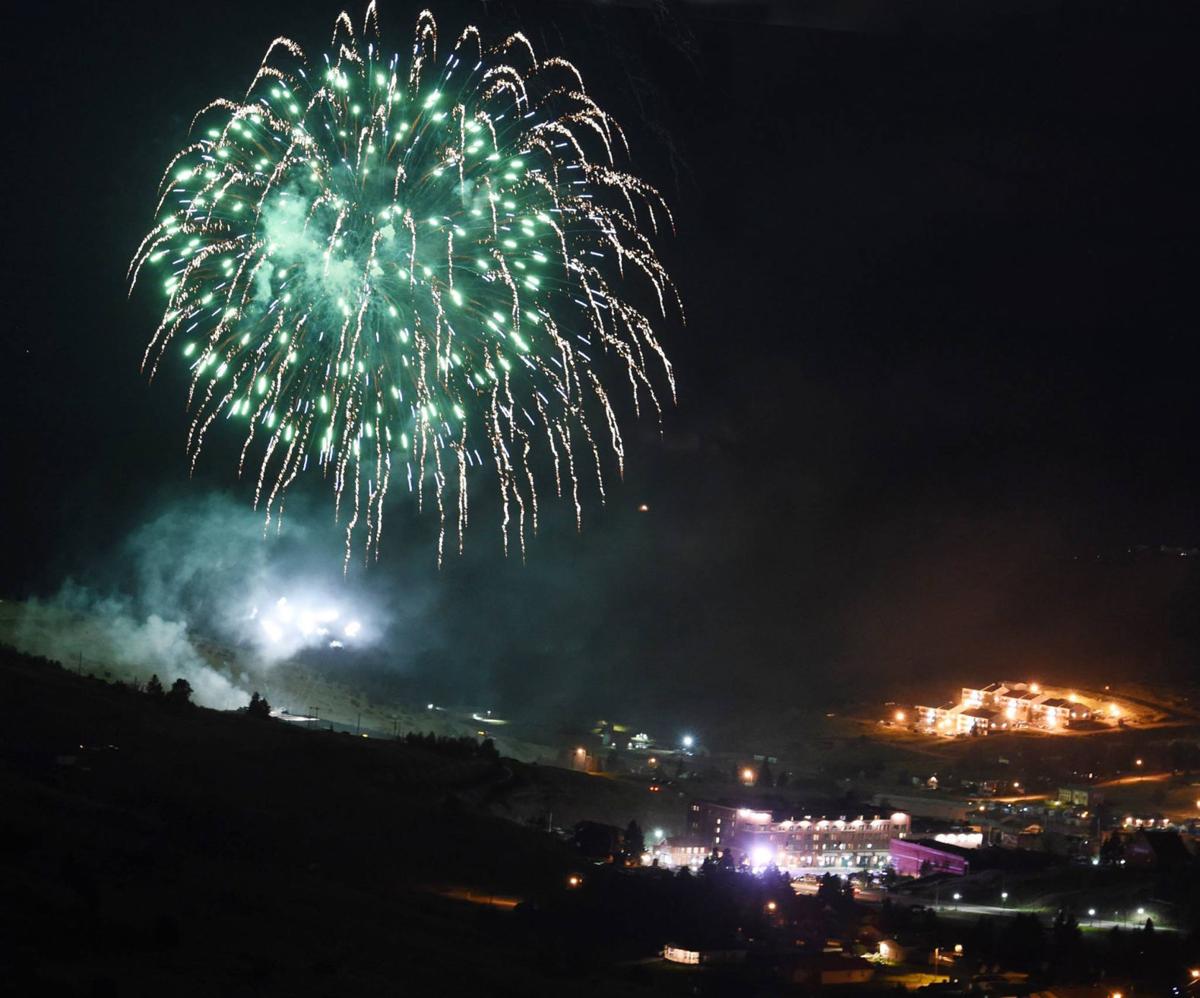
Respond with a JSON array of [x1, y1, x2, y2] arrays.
[[13, 584, 247, 710], [119, 492, 383, 662], [11, 492, 395, 709], [255, 188, 368, 308]]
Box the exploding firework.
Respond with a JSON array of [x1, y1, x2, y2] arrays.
[[130, 4, 679, 566]]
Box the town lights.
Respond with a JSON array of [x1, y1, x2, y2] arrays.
[[750, 845, 774, 868]]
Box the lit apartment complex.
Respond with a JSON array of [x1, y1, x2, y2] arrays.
[[674, 800, 911, 871], [917, 681, 1095, 735]]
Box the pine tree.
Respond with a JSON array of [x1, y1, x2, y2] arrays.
[[624, 820, 645, 859], [166, 678, 193, 707], [758, 757, 774, 787]]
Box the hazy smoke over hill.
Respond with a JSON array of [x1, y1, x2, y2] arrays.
[[9, 493, 397, 709], [13, 585, 247, 709]]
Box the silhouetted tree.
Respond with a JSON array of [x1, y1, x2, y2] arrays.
[[166, 678, 193, 708], [247, 691, 271, 718], [145, 674, 165, 699], [1100, 832, 1125, 865], [758, 758, 773, 787], [1051, 909, 1083, 978], [817, 873, 853, 906], [998, 913, 1044, 971], [624, 820, 645, 859]]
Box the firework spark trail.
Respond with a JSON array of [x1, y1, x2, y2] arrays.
[[131, 4, 679, 567]]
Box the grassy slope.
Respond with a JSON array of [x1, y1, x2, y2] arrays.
[[0, 647, 672, 997]]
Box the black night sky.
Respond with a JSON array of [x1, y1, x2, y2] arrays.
[[4, 0, 1197, 737]]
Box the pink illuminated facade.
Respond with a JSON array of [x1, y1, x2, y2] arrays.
[[888, 838, 970, 878]]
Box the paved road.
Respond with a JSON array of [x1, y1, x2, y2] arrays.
[[888, 896, 1177, 932], [425, 884, 522, 909]]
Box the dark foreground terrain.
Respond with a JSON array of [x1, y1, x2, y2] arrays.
[[0, 647, 656, 997]]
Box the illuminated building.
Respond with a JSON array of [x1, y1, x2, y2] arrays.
[[889, 838, 970, 877], [684, 800, 910, 870], [918, 681, 1102, 735], [654, 835, 713, 869]]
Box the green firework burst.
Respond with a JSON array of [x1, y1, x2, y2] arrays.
[[130, 4, 679, 565]]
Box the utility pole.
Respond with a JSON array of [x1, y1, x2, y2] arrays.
[[355, 712, 361, 735]]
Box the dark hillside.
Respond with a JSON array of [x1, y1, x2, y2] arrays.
[[0, 647, 648, 997]]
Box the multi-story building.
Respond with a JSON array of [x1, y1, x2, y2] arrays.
[[681, 801, 910, 871], [919, 681, 1096, 735], [916, 701, 997, 736]]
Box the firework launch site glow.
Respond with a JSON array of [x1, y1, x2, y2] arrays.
[[250, 596, 364, 651], [130, 3, 679, 569]]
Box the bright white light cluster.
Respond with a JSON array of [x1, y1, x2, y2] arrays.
[[249, 595, 363, 654]]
